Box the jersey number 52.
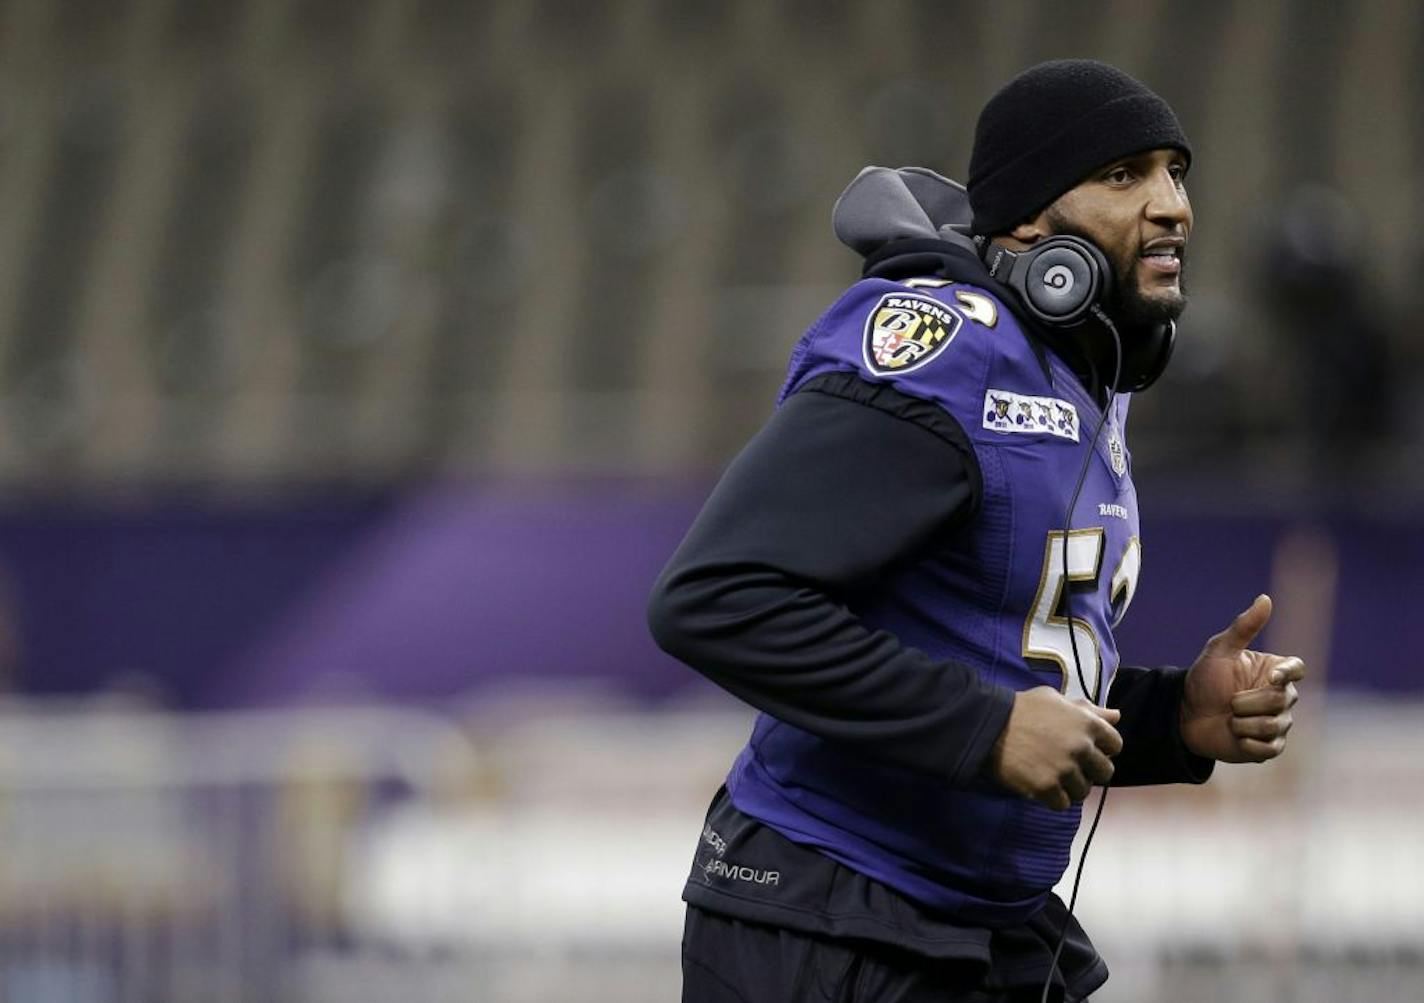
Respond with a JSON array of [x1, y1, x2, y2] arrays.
[[1022, 529, 1141, 704]]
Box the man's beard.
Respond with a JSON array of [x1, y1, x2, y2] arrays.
[[1043, 210, 1188, 330]]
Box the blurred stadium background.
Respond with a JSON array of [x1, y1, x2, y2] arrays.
[[0, 0, 1418, 1000]]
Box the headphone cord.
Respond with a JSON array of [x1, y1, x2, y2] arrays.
[[1042, 304, 1123, 1003]]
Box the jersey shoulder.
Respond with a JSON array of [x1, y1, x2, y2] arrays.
[[778, 277, 1040, 427]]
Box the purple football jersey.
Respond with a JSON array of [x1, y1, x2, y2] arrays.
[[725, 277, 1142, 925]]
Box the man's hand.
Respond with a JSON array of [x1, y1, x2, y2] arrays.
[[989, 686, 1123, 810], [1180, 594, 1305, 763]]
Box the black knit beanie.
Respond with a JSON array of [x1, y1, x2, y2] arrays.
[[967, 59, 1191, 235]]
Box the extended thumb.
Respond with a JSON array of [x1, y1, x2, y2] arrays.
[[1219, 594, 1272, 651]]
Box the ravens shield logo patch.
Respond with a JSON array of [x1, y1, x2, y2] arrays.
[[861, 293, 963, 376]]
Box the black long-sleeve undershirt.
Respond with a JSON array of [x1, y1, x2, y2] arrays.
[[648, 371, 1212, 789]]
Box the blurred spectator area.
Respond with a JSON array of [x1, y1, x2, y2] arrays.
[[0, 695, 1417, 1003], [0, 0, 1417, 491]]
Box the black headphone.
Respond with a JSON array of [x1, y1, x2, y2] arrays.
[[979, 234, 1175, 393], [980, 235, 1111, 327]]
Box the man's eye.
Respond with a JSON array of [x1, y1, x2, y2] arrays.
[[1105, 167, 1132, 184], [1169, 164, 1187, 182]]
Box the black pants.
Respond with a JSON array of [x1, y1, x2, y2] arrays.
[[682, 906, 1073, 1003]]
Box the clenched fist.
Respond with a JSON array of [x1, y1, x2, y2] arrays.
[[989, 686, 1123, 811]]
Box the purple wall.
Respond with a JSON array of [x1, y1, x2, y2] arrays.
[[0, 496, 394, 705], [0, 485, 1410, 708]]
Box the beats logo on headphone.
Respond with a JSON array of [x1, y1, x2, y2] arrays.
[[981, 235, 1112, 328]]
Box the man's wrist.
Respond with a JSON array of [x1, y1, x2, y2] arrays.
[[1173, 668, 1217, 776]]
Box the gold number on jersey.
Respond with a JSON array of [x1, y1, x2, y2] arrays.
[[953, 290, 998, 327], [1022, 529, 1141, 703], [1109, 536, 1141, 629]]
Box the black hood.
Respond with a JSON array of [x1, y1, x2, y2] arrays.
[[832, 165, 975, 254], [832, 166, 1005, 292]]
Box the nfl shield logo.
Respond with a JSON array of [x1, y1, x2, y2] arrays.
[[1108, 429, 1128, 477]]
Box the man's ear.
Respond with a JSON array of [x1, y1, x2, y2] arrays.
[[1009, 211, 1051, 245]]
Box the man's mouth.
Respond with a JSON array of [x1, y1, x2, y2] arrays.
[[1140, 239, 1184, 276]]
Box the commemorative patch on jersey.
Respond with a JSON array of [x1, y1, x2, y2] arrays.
[[982, 389, 1079, 442], [861, 293, 962, 376]]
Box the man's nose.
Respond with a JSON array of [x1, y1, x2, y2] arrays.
[[1145, 170, 1191, 228]]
